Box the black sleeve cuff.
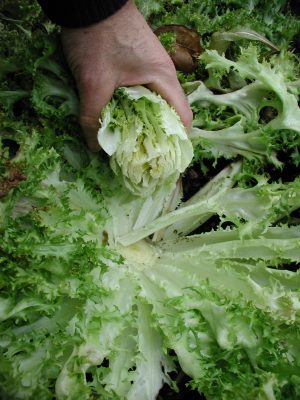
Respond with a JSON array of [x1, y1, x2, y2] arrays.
[[37, 0, 129, 28]]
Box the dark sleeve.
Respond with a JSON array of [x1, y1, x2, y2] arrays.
[[37, 0, 129, 28]]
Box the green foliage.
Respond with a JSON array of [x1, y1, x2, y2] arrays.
[[136, 0, 300, 48], [158, 32, 177, 53], [188, 45, 300, 176]]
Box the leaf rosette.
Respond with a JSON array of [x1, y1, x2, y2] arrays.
[[98, 86, 193, 197]]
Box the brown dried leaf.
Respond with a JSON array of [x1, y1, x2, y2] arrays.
[[0, 166, 26, 198], [154, 24, 201, 72], [155, 24, 201, 54], [171, 44, 196, 73]]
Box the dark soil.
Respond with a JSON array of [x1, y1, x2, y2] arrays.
[[182, 157, 230, 200], [158, 368, 206, 400]]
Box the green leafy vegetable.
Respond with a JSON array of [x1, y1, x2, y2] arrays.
[[188, 45, 300, 171], [209, 28, 280, 53], [157, 31, 177, 53], [98, 86, 193, 197]]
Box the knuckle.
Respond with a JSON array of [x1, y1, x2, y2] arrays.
[[160, 58, 177, 76], [79, 113, 99, 129], [149, 57, 177, 80], [77, 70, 99, 93]]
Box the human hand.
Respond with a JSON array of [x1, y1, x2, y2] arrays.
[[61, 0, 193, 151]]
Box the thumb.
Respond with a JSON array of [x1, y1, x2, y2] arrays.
[[78, 77, 115, 152]]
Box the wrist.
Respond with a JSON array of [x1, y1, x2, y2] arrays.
[[61, 1, 138, 35], [39, 0, 130, 29]]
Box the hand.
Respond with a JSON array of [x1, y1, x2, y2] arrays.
[[61, 0, 193, 151]]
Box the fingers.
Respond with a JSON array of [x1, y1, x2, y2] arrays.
[[147, 69, 193, 129], [78, 69, 192, 153], [77, 75, 115, 152]]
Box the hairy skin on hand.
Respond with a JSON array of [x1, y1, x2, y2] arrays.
[[61, 0, 193, 151]]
